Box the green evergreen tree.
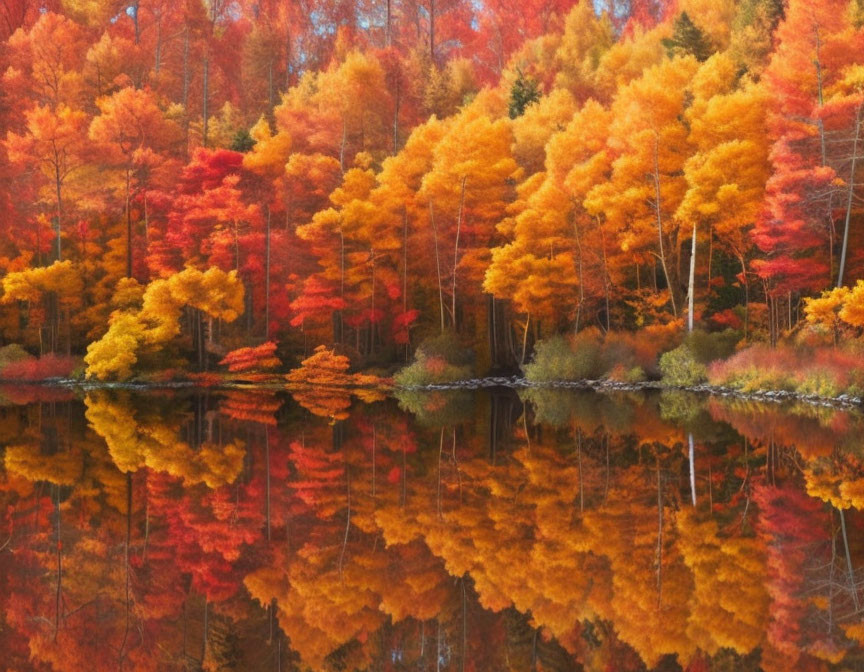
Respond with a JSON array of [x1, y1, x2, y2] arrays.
[[662, 12, 714, 62], [508, 69, 541, 119], [230, 128, 256, 153]]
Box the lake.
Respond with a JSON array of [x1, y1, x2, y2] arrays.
[[0, 384, 862, 671]]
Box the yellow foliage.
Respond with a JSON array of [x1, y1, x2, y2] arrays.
[[838, 280, 864, 327], [243, 116, 293, 177], [2, 260, 84, 306], [85, 393, 245, 486], [511, 89, 577, 174], [85, 267, 245, 380], [110, 277, 144, 311], [804, 287, 850, 334], [4, 442, 82, 485]]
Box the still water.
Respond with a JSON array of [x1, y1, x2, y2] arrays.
[[0, 384, 862, 671]]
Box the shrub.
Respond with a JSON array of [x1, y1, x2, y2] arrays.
[[607, 364, 646, 383], [659, 345, 707, 386], [525, 329, 663, 383], [599, 336, 639, 376], [685, 329, 740, 363], [706, 345, 864, 397], [394, 353, 472, 387], [523, 333, 602, 382], [0, 344, 34, 371], [708, 345, 799, 393], [394, 333, 474, 387], [412, 333, 474, 367], [220, 342, 282, 377], [0, 354, 79, 380]]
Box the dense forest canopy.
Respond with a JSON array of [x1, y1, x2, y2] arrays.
[[2, 0, 864, 378]]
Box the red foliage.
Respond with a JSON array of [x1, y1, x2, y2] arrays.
[[219, 341, 282, 373], [710, 308, 743, 330], [708, 344, 864, 396], [0, 354, 77, 380], [392, 309, 420, 345], [186, 372, 224, 386]]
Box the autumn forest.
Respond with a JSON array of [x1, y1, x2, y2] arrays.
[[4, 0, 864, 385], [6, 0, 864, 670]]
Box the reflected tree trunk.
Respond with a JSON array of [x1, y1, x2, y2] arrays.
[[688, 433, 696, 507]]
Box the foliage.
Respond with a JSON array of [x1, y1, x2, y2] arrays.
[[85, 268, 244, 380], [685, 329, 741, 364], [219, 342, 281, 374], [659, 345, 708, 386], [524, 329, 675, 383], [708, 345, 864, 396], [0, 344, 34, 370], [660, 329, 740, 386], [804, 280, 864, 342], [508, 69, 541, 119], [0, 354, 79, 380], [394, 334, 474, 386], [523, 334, 602, 382], [0, 0, 863, 384], [286, 345, 385, 388]]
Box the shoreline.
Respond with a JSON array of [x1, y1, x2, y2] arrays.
[[397, 377, 864, 409], [397, 376, 864, 408], [2, 376, 861, 410]]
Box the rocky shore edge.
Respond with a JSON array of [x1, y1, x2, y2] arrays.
[[4, 376, 862, 410], [396, 377, 864, 409]]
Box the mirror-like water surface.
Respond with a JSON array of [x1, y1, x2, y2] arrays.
[[1, 385, 863, 671]]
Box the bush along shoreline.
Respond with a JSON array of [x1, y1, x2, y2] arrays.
[[392, 327, 864, 409], [393, 376, 864, 409], [7, 322, 864, 412]]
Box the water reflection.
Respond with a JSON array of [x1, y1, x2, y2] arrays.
[[0, 385, 863, 670]]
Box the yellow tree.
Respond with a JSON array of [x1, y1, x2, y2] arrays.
[[551, 0, 615, 100], [295, 154, 377, 343], [804, 285, 850, 345], [510, 89, 577, 175], [485, 174, 579, 361], [553, 99, 616, 329], [2, 260, 84, 353], [838, 279, 864, 328], [370, 117, 448, 338], [84, 267, 244, 380], [313, 50, 392, 170], [419, 108, 520, 354], [586, 56, 700, 320], [677, 53, 770, 336]]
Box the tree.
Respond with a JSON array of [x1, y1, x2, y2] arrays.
[[803, 285, 849, 344], [419, 108, 520, 347], [5, 104, 89, 261], [85, 267, 244, 380], [677, 53, 770, 336], [2, 260, 84, 353], [5, 12, 88, 108], [586, 56, 700, 321], [89, 86, 178, 279], [753, 0, 864, 298], [507, 69, 541, 119], [662, 12, 714, 62]]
